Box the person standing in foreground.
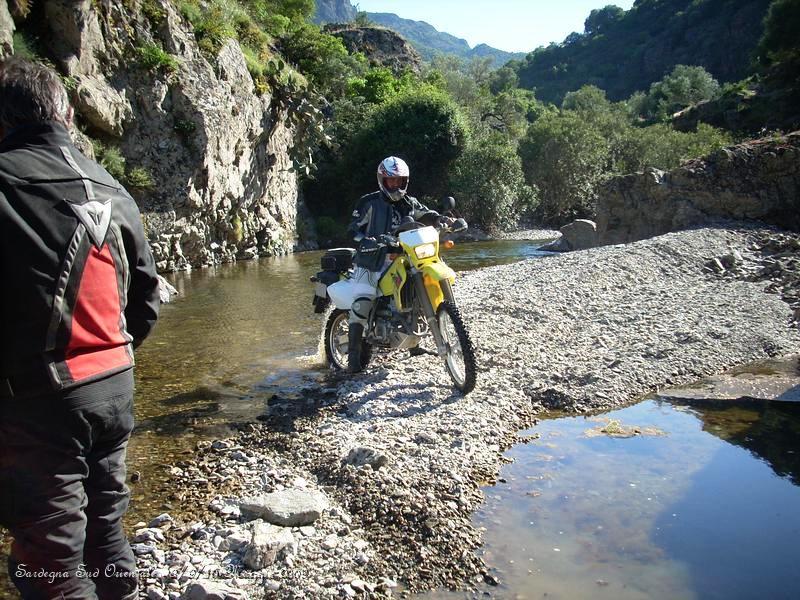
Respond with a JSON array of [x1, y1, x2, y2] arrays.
[[0, 57, 160, 599]]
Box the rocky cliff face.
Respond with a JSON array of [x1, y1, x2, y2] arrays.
[[326, 25, 422, 74], [4, 0, 300, 271], [596, 132, 800, 245], [312, 0, 356, 24]]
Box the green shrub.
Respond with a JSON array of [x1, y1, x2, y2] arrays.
[[12, 31, 40, 61], [315, 216, 346, 243], [519, 110, 609, 224], [177, 0, 202, 24], [142, 0, 166, 25], [194, 6, 236, 54], [126, 167, 155, 190], [136, 42, 179, 73], [241, 45, 266, 80], [449, 137, 537, 232], [348, 87, 470, 201], [92, 141, 127, 181], [616, 123, 732, 173]]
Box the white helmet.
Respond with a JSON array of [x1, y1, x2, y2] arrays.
[[377, 156, 409, 202]]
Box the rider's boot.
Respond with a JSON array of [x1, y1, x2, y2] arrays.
[[348, 323, 365, 373]]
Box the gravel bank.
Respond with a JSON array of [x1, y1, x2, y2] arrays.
[[494, 228, 560, 241], [135, 224, 800, 600]]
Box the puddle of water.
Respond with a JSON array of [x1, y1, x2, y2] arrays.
[[421, 400, 800, 600]]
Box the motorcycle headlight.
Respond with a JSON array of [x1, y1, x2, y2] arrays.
[[414, 243, 436, 259]]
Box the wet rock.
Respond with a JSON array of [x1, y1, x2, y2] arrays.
[[149, 513, 173, 528]]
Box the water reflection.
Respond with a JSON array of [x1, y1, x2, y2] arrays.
[[422, 400, 800, 599], [689, 401, 800, 487]]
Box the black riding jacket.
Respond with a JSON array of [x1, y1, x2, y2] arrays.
[[0, 122, 160, 395], [348, 191, 434, 270]]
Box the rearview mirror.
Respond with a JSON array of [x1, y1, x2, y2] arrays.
[[440, 196, 456, 213]]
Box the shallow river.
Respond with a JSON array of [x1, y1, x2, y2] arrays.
[[127, 239, 554, 522]]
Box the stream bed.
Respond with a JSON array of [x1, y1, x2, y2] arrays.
[[126, 239, 556, 523], [3, 238, 800, 599]]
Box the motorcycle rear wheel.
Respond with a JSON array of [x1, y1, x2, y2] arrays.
[[324, 309, 372, 371], [436, 301, 477, 394]]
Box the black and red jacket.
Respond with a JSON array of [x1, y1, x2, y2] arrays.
[[0, 122, 160, 396]]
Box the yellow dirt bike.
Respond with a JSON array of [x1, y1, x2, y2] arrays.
[[311, 203, 477, 394]]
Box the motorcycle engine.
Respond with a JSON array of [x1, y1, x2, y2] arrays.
[[371, 306, 419, 348]]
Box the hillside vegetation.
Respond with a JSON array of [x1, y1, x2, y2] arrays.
[[510, 0, 773, 104]]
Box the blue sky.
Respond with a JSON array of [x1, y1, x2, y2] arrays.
[[354, 0, 636, 53]]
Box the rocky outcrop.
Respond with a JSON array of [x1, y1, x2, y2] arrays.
[[326, 25, 422, 74], [0, 0, 13, 59], [596, 132, 800, 246], [8, 0, 301, 271]]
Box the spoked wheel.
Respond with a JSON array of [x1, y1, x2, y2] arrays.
[[436, 301, 477, 394], [324, 309, 372, 371]]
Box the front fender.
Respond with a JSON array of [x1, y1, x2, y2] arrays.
[[422, 262, 456, 282], [421, 262, 456, 310]]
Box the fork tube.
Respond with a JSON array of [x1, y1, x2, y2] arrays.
[[413, 271, 446, 354]]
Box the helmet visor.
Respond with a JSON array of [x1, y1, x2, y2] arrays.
[[382, 176, 407, 192]]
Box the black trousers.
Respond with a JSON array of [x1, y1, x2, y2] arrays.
[[0, 369, 138, 599]]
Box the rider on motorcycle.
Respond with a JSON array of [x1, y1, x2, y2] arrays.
[[347, 156, 448, 370]]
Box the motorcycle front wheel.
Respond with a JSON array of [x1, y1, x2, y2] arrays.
[[436, 301, 477, 394], [324, 309, 372, 371]]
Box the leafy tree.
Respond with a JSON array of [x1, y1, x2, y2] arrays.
[[488, 66, 519, 95], [245, 0, 314, 22], [645, 64, 721, 120], [278, 23, 362, 96], [349, 87, 470, 200], [354, 11, 372, 27], [562, 84, 611, 113], [305, 87, 470, 221], [584, 5, 625, 35], [347, 67, 414, 104], [758, 0, 800, 62], [449, 138, 537, 232], [518, 111, 609, 224], [481, 88, 544, 139], [563, 32, 585, 46], [756, 0, 800, 86], [614, 123, 732, 173]]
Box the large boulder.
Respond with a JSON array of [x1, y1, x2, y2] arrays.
[[538, 219, 597, 252], [239, 489, 329, 526], [596, 132, 800, 245], [560, 219, 597, 250]]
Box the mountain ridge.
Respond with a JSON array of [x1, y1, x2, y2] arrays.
[[311, 1, 524, 67]]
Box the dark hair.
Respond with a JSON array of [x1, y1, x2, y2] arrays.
[[0, 57, 70, 131]]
